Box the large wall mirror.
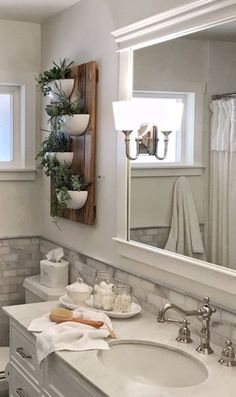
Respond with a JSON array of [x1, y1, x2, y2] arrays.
[[129, 19, 236, 272], [112, 0, 236, 309]]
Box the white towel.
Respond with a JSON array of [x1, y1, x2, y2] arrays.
[[165, 177, 206, 260], [28, 308, 112, 364]]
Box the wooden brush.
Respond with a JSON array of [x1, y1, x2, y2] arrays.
[[49, 308, 104, 329]]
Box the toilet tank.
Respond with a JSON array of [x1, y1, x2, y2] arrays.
[[23, 275, 66, 303]]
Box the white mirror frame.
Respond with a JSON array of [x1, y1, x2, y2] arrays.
[[112, 0, 236, 311]]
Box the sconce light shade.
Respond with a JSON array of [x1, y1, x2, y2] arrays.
[[112, 101, 140, 131], [131, 99, 184, 132], [112, 98, 184, 161]]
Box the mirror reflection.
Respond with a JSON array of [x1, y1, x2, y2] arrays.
[[129, 20, 236, 270]]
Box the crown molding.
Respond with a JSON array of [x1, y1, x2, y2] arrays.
[[111, 0, 236, 50]]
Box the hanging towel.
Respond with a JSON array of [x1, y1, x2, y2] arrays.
[[165, 176, 206, 260], [28, 308, 112, 364]]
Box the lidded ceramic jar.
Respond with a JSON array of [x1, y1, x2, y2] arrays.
[[66, 277, 93, 305], [93, 271, 116, 311]]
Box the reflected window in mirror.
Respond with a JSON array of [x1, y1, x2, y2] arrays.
[[131, 92, 195, 166]]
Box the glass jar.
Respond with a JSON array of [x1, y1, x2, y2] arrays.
[[93, 271, 116, 311], [113, 284, 132, 313]]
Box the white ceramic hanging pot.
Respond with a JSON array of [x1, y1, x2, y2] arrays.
[[46, 152, 74, 165], [48, 78, 74, 99], [61, 114, 90, 136], [66, 190, 88, 209]]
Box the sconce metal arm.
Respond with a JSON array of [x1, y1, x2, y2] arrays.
[[122, 130, 139, 161], [155, 130, 172, 160]]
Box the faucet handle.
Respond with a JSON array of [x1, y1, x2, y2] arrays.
[[200, 297, 216, 318], [219, 339, 236, 367], [176, 320, 193, 344]]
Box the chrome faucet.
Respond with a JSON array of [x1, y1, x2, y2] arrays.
[[157, 297, 216, 354]]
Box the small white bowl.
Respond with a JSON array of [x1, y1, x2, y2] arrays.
[[66, 277, 93, 305], [66, 191, 88, 210], [46, 152, 74, 165], [61, 114, 90, 136]]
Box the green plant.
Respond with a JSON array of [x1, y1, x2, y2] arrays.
[[36, 131, 72, 175], [36, 58, 73, 96], [51, 163, 88, 217], [46, 91, 81, 123]]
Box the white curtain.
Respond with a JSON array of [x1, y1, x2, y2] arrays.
[[209, 98, 236, 268]]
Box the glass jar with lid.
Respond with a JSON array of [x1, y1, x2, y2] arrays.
[[113, 284, 132, 313], [93, 271, 116, 310]]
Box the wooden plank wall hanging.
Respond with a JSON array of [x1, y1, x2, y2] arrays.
[[51, 61, 98, 225]]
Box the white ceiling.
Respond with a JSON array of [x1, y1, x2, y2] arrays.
[[0, 0, 81, 23]]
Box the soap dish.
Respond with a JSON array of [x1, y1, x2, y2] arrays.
[[59, 295, 142, 319]]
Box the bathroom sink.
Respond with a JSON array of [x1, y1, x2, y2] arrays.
[[97, 340, 208, 388]]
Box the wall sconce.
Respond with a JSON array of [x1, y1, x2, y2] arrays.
[[112, 100, 183, 161]]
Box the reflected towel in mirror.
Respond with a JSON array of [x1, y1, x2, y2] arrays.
[[165, 176, 206, 260]]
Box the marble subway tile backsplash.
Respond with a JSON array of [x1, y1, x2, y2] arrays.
[[40, 238, 236, 347], [0, 237, 40, 346], [0, 235, 235, 347], [130, 225, 205, 250]]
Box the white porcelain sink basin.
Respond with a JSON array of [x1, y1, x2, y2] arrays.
[[98, 340, 208, 388]]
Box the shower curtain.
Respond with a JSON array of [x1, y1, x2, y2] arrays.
[[209, 98, 236, 268]]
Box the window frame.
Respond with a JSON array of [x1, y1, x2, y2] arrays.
[[131, 89, 202, 169], [0, 85, 21, 167], [0, 71, 36, 180]]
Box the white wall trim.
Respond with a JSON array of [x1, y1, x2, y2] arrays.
[[131, 165, 204, 177], [0, 169, 36, 181], [114, 0, 236, 310], [112, 0, 236, 50]]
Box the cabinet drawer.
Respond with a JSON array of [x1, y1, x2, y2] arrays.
[[43, 355, 96, 397], [9, 364, 40, 397], [11, 325, 40, 384]]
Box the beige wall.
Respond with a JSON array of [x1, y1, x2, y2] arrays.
[[0, 20, 41, 237], [107, 0, 194, 30], [133, 38, 209, 90]]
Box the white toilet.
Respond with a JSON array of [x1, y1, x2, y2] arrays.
[[0, 275, 66, 396]]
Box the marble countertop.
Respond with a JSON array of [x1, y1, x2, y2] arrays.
[[4, 301, 236, 397]]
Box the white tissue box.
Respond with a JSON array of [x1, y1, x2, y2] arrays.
[[40, 259, 69, 288]]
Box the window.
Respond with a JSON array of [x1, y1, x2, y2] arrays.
[[0, 85, 20, 166], [131, 91, 196, 167], [0, 72, 36, 180]]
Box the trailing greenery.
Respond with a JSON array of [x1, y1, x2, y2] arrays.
[[36, 58, 73, 96], [46, 91, 81, 123], [36, 131, 72, 175], [51, 163, 88, 217]]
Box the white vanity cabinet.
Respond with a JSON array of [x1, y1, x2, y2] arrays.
[[8, 320, 104, 397]]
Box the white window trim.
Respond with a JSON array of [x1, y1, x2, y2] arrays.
[[132, 83, 206, 170], [0, 85, 20, 167], [131, 164, 205, 177], [0, 71, 36, 180], [112, 0, 236, 312]]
